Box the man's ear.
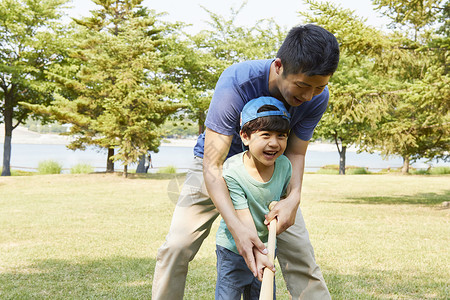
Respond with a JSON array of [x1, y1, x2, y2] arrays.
[[240, 130, 250, 146], [274, 58, 283, 75]]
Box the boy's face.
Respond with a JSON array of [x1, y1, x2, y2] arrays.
[[273, 59, 330, 107], [240, 130, 288, 167]]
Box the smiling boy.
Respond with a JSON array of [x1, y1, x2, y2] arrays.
[[215, 96, 292, 299]]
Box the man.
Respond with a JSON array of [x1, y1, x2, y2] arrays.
[[153, 24, 340, 299]]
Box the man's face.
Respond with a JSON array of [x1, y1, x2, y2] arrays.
[[277, 71, 331, 107], [271, 59, 331, 107]]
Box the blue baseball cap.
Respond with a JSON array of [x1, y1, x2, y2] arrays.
[[240, 96, 290, 129]]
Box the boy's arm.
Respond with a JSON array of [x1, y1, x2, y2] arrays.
[[236, 208, 276, 281], [203, 128, 267, 277], [265, 132, 308, 234]]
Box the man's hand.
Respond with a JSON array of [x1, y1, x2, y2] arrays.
[[264, 195, 299, 234]]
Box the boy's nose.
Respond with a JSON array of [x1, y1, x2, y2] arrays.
[[267, 136, 279, 146]]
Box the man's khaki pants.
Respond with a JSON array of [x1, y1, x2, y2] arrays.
[[152, 157, 330, 299]]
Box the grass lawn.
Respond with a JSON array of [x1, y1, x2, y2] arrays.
[[0, 173, 449, 299]]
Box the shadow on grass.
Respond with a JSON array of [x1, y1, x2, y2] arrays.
[[0, 256, 217, 299], [3, 256, 447, 299], [323, 266, 447, 299], [341, 190, 450, 206], [0, 256, 155, 299]]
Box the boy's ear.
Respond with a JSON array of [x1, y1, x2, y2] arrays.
[[240, 130, 250, 146]]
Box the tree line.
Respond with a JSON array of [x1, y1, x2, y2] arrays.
[[1, 0, 448, 177]]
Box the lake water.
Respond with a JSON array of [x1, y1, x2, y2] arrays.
[[1, 143, 447, 173]]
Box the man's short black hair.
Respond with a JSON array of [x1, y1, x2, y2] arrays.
[[241, 105, 290, 137], [277, 24, 340, 77]]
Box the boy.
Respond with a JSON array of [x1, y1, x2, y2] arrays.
[[215, 96, 291, 299]]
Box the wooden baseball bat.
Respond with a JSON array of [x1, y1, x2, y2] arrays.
[[259, 201, 277, 300]]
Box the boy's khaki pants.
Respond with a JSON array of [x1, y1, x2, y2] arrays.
[[152, 157, 330, 300]]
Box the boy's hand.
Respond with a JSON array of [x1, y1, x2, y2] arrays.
[[253, 247, 276, 281]]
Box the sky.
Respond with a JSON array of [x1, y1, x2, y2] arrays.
[[66, 0, 391, 32]]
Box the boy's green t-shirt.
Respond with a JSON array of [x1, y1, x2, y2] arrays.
[[216, 151, 292, 254]]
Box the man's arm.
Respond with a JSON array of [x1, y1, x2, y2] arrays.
[[203, 128, 267, 277], [265, 132, 308, 234]]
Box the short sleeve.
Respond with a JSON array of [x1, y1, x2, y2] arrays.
[[223, 175, 249, 210], [282, 160, 292, 197], [204, 71, 244, 136]]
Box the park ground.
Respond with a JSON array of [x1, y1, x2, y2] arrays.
[[0, 173, 449, 299]]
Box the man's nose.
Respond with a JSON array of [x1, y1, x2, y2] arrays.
[[301, 87, 314, 101]]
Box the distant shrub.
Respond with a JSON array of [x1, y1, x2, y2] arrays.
[[411, 169, 428, 175], [157, 165, 177, 174], [347, 167, 371, 175], [38, 160, 62, 174], [70, 163, 94, 174], [379, 167, 402, 174], [317, 165, 372, 175], [316, 165, 339, 175], [11, 170, 35, 176], [429, 166, 450, 175]]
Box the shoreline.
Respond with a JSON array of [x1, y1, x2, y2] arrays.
[[1, 125, 357, 152]]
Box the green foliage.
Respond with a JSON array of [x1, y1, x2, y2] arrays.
[[408, 166, 450, 175], [347, 167, 371, 175], [410, 169, 429, 175], [157, 165, 177, 174], [162, 1, 286, 134], [8, 169, 35, 176], [304, 0, 392, 173], [70, 163, 94, 174], [428, 166, 450, 175], [316, 165, 340, 175], [373, 0, 445, 32], [37, 160, 62, 174], [364, 0, 449, 171], [317, 165, 371, 175], [23, 0, 184, 176], [304, 0, 449, 174], [160, 119, 198, 138], [0, 0, 70, 175], [24, 119, 69, 134]]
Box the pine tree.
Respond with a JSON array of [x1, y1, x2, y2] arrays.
[[24, 0, 183, 177], [301, 0, 392, 174], [368, 0, 450, 173]]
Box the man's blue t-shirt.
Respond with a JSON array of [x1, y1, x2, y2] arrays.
[[193, 59, 329, 158]]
